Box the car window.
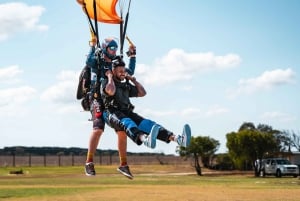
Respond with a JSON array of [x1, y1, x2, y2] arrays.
[[280, 159, 290, 165]]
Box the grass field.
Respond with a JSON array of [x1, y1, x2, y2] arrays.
[[0, 165, 299, 201]]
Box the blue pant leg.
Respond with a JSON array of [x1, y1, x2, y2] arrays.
[[139, 119, 172, 143], [121, 118, 143, 145], [121, 117, 138, 129], [102, 111, 109, 124], [138, 119, 160, 134]]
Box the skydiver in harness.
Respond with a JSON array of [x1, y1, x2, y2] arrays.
[[77, 33, 136, 178], [101, 57, 192, 150]]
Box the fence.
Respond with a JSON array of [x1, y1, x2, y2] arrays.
[[0, 154, 192, 167]]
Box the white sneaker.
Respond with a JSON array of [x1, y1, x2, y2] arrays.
[[177, 124, 191, 147], [144, 124, 160, 149]]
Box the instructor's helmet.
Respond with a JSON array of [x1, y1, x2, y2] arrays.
[[101, 37, 118, 59]]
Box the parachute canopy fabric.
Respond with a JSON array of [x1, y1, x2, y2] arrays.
[[77, 0, 121, 24]]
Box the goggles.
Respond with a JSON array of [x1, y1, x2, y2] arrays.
[[108, 46, 118, 51]]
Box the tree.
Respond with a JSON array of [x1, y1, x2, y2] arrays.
[[290, 131, 300, 151], [226, 122, 278, 170], [238, 122, 255, 131], [214, 153, 234, 170], [178, 136, 220, 176], [282, 130, 300, 151]]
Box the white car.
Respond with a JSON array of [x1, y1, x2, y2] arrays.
[[259, 158, 299, 178]]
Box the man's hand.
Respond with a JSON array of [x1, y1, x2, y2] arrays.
[[105, 70, 113, 78], [89, 35, 97, 47], [126, 45, 136, 57], [125, 73, 134, 81]]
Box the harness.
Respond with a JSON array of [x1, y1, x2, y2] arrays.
[[103, 79, 135, 112], [91, 51, 112, 98]]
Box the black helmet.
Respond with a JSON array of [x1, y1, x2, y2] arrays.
[[112, 56, 125, 68]]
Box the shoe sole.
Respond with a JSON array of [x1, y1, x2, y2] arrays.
[[183, 124, 191, 147], [85, 172, 96, 176], [147, 124, 160, 149], [85, 168, 96, 176], [117, 168, 134, 179]]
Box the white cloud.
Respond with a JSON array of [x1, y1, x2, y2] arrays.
[[138, 108, 176, 117], [0, 65, 36, 117], [57, 104, 80, 114], [137, 107, 202, 119], [135, 49, 241, 86], [227, 68, 296, 98], [0, 86, 37, 117], [0, 2, 48, 41], [0, 65, 23, 83], [0, 86, 36, 105], [261, 111, 296, 122], [181, 107, 202, 117], [56, 70, 78, 81], [40, 70, 79, 105], [205, 105, 229, 117]]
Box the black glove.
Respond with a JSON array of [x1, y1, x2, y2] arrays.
[[126, 46, 136, 57]]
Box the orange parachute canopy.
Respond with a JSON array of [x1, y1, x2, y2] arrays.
[[77, 0, 121, 24]]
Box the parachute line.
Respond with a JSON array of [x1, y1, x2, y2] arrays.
[[82, 2, 96, 37], [77, 0, 132, 52], [120, 0, 131, 56], [93, 0, 100, 46]]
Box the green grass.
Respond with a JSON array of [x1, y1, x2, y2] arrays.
[[1, 165, 300, 201]]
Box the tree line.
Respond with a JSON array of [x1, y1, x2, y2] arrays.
[[0, 146, 166, 157], [178, 122, 300, 175]]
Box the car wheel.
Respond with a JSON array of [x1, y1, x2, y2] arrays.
[[259, 170, 265, 177], [276, 169, 281, 178]]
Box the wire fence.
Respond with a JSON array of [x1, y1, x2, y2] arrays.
[[0, 154, 192, 167]]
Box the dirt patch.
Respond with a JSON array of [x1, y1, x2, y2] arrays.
[[10, 185, 300, 201]]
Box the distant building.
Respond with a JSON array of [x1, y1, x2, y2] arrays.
[[288, 152, 300, 166]]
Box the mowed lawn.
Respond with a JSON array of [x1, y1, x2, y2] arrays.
[[0, 165, 299, 201]]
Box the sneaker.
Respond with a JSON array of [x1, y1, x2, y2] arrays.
[[117, 165, 134, 179], [144, 124, 160, 149], [127, 127, 143, 145], [177, 124, 191, 148], [85, 162, 96, 176]]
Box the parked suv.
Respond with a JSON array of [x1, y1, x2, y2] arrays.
[[259, 158, 299, 178]]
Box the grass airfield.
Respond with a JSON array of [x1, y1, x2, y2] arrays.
[[0, 165, 300, 201]]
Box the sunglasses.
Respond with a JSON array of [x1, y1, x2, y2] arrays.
[[108, 46, 118, 51]]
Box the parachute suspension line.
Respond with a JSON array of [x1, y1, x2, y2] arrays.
[[93, 0, 100, 46], [82, 2, 96, 38], [119, 0, 132, 57], [120, 19, 124, 56], [118, 0, 125, 16], [121, 0, 131, 50], [119, 0, 124, 56]]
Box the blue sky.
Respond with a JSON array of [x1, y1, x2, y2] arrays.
[[1, 0, 299, 155]]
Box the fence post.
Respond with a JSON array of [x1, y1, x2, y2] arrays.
[[109, 151, 112, 165], [12, 153, 15, 167], [44, 154, 46, 167], [29, 153, 31, 167], [99, 151, 102, 165], [71, 154, 74, 166], [58, 155, 61, 166]]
